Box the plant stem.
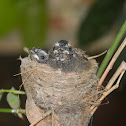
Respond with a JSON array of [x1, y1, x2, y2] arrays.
[[97, 20, 126, 78], [0, 89, 26, 95], [0, 108, 26, 114]]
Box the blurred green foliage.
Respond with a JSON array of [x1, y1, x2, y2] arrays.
[[78, 0, 125, 46], [18, 0, 48, 48], [0, 0, 125, 49], [0, 91, 2, 101], [0, 1, 17, 36], [0, 0, 47, 48]]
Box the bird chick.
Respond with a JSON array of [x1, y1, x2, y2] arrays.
[[48, 40, 90, 73], [29, 47, 48, 64], [48, 40, 73, 70], [71, 48, 89, 73]]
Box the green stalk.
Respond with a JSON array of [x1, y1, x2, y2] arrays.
[[0, 108, 26, 114], [0, 89, 26, 95], [97, 20, 126, 78]]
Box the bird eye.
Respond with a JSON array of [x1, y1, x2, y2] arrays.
[[68, 47, 72, 51], [53, 47, 55, 51], [40, 56, 45, 59]]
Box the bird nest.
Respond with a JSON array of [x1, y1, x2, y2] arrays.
[[19, 40, 108, 126], [20, 55, 103, 126], [19, 38, 126, 126]]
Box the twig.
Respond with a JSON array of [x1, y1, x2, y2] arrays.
[[18, 71, 33, 107], [13, 67, 40, 76], [88, 50, 107, 59], [105, 61, 126, 90], [19, 71, 33, 90], [0, 108, 26, 114], [91, 70, 125, 115], [29, 110, 52, 126], [90, 61, 126, 115], [98, 38, 126, 86], [23, 47, 29, 54], [52, 110, 59, 126], [0, 89, 25, 95], [97, 20, 126, 78]]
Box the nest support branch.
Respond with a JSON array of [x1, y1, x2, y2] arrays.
[[90, 61, 126, 116]]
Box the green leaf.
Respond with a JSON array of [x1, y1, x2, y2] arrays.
[[6, 87, 20, 109], [0, 91, 3, 101], [18, 0, 48, 48], [96, 20, 126, 78], [78, 0, 125, 46], [0, 0, 17, 36]]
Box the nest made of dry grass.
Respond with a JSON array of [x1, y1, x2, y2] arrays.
[[20, 56, 104, 126]]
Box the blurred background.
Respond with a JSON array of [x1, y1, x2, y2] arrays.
[[0, 0, 126, 126]]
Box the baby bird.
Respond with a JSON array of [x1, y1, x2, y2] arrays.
[[29, 47, 48, 64], [48, 40, 89, 73], [71, 48, 89, 73], [48, 40, 74, 71]]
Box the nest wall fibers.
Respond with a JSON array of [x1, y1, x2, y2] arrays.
[[20, 56, 102, 126]]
